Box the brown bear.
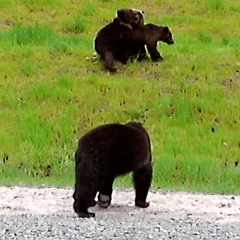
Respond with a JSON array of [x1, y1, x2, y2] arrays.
[[94, 8, 144, 72], [118, 24, 174, 63], [73, 121, 152, 218]]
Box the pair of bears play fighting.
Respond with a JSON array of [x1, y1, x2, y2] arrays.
[[94, 8, 174, 72]]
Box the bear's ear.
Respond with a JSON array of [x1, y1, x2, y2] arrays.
[[163, 26, 169, 33], [117, 9, 126, 19]]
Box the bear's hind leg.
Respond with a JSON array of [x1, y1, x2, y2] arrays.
[[137, 45, 148, 61], [73, 187, 97, 218], [104, 51, 117, 72], [133, 164, 152, 208], [98, 176, 114, 208]]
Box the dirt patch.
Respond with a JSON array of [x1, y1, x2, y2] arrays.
[[0, 186, 239, 224]]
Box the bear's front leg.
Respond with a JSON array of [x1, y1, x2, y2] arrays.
[[133, 164, 152, 208], [147, 44, 163, 61]]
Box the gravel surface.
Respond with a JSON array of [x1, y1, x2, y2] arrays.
[[0, 186, 239, 239]]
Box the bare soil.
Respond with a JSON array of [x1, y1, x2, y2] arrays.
[[0, 186, 239, 225]]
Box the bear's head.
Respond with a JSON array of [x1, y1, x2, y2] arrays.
[[116, 8, 145, 28], [161, 26, 174, 45]]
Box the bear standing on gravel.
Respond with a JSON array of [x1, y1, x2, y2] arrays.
[[94, 8, 144, 72], [119, 24, 174, 63], [73, 122, 153, 218]]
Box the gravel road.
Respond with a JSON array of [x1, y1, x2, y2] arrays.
[[0, 186, 239, 239]]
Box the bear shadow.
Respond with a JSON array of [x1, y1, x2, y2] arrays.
[[89, 203, 147, 218]]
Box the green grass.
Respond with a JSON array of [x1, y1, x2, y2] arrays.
[[0, 0, 239, 193]]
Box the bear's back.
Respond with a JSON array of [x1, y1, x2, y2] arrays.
[[78, 123, 151, 175], [95, 19, 132, 52]]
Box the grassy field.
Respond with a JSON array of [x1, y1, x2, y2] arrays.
[[0, 0, 239, 193]]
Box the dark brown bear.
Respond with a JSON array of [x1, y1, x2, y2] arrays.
[[73, 122, 152, 218], [94, 9, 144, 72], [119, 24, 174, 63]]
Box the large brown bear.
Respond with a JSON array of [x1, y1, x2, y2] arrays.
[[94, 9, 144, 72], [73, 122, 152, 218], [118, 24, 174, 63]]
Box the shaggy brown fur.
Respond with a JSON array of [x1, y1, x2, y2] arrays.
[[73, 122, 152, 218]]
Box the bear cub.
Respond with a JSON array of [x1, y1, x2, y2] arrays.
[[94, 8, 144, 72], [120, 24, 174, 63], [73, 122, 153, 218]]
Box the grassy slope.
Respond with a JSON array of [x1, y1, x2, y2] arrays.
[[0, 0, 239, 193]]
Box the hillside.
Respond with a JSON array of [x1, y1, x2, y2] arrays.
[[0, 0, 239, 193]]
